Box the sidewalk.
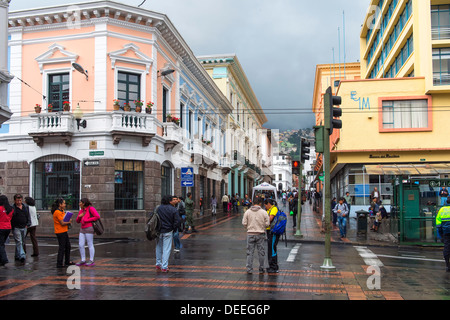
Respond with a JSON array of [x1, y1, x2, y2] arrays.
[[282, 202, 399, 247]]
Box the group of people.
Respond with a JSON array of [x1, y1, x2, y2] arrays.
[[242, 198, 281, 274], [221, 194, 252, 214], [0, 194, 39, 266], [0, 194, 101, 269]]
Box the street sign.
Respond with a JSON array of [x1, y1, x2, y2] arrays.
[[84, 160, 100, 167], [181, 167, 194, 188], [89, 151, 104, 157]]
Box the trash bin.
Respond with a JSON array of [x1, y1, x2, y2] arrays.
[[356, 210, 369, 237]]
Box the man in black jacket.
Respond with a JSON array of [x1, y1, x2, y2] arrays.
[[155, 195, 180, 273], [11, 194, 30, 262]]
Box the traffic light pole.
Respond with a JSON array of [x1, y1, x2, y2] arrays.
[[320, 87, 337, 272], [295, 162, 303, 238]]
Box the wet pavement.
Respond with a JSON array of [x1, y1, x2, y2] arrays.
[[0, 203, 449, 304]]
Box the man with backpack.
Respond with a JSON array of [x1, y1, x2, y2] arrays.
[[333, 197, 349, 240], [265, 199, 281, 273]]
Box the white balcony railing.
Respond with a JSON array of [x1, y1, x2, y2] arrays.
[[29, 112, 75, 134]]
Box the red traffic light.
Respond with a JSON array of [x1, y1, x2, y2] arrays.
[[292, 161, 301, 175], [293, 161, 300, 168]]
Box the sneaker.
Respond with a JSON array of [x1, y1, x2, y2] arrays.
[[156, 265, 162, 272], [161, 268, 169, 273], [174, 248, 180, 253], [85, 260, 95, 267], [76, 261, 86, 266]]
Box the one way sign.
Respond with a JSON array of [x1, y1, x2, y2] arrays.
[[181, 167, 194, 187]]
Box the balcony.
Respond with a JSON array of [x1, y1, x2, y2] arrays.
[[163, 122, 184, 152], [110, 112, 159, 147], [192, 139, 219, 168], [220, 155, 233, 175], [29, 112, 75, 147]]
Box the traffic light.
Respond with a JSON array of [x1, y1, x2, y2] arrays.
[[292, 161, 301, 176], [301, 139, 311, 163], [325, 86, 342, 135]]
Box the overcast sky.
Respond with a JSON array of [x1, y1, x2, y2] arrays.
[[9, 0, 369, 131]]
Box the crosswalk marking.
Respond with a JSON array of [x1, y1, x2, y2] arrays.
[[287, 244, 302, 262], [354, 246, 384, 267]]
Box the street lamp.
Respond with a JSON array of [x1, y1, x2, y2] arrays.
[[158, 69, 175, 77], [73, 104, 87, 130], [72, 63, 89, 81]]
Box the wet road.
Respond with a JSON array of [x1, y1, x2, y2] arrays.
[[0, 210, 449, 302]]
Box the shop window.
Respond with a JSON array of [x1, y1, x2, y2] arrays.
[[34, 155, 80, 210], [115, 160, 144, 210]]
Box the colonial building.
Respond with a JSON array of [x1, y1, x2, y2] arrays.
[[0, 0, 13, 125], [198, 54, 274, 196], [4, 1, 247, 237]]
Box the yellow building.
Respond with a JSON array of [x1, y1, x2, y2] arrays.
[[314, 0, 450, 243]]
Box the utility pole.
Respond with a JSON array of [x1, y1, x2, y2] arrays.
[[295, 139, 310, 237], [320, 87, 342, 272]]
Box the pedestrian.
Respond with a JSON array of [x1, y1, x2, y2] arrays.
[[24, 196, 39, 257], [0, 195, 14, 266], [173, 196, 184, 253], [331, 197, 337, 227], [265, 199, 280, 273], [436, 196, 450, 272], [344, 192, 352, 216], [75, 198, 100, 267], [11, 194, 31, 263], [333, 197, 349, 240], [211, 195, 217, 216], [439, 187, 449, 207], [227, 195, 232, 213], [52, 198, 74, 268], [221, 194, 229, 213], [185, 192, 196, 233], [155, 195, 180, 273], [242, 197, 270, 274], [370, 187, 380, 204], [292, 194, 299, 229]]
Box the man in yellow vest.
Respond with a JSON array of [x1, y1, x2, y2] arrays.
[[436, 196, 450, 272]]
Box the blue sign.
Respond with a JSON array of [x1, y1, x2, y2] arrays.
[[181, 167, 194, 188]]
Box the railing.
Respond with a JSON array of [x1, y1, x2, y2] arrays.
[[111, 112, 158, 134], [30, 112, 75, 133]]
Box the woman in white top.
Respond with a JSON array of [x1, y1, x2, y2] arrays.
[[25, 197, 39, 257]]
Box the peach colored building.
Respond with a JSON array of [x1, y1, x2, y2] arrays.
[[5, 1, 242, 237]]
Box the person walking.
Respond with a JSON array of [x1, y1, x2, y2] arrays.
[[173, 196, 184, 253], [265, 199, 280, 273], [11, 194, 31, 263], [184, 192, 196, 233], [75, 198, 100, 267], [222, 194, 229, 213], [24, 197, 39, 257], [436, 196, 450, 272], [52, 198, 74, 268], [292, 194, 299, 230], [211, 195, 217, 216], [333, 197, 349, 240], [0, 195, 14, 266], [155, 195, 180, 273], [242, 197, 270, 274]]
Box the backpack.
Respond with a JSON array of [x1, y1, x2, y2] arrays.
[[270, 208, 287, 236], [145, 206, 161, 241]]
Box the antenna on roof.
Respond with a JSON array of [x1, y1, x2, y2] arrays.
[[138, 0, 146, 7]]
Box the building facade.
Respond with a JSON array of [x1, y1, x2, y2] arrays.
[[4, 1, 257, 237], [0, 0, 13, 125], [314, 0, 450, 242]]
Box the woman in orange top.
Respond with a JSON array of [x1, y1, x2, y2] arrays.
[[52, 198, 74, 268]]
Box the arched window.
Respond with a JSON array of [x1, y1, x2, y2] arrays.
[[161, 161, 173, 198], [33, 155, 80, 210]]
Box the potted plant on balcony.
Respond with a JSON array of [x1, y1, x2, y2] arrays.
[[35, 104, 42, 113], [166, 114, 173, 122], [171, 116, 180, 126], [123, 102, 131, 112], [146, 101, 154, 114], [134, 100, 143, 113], [63, 101, 71, 112], [113, 99, 120, 111], [47, 103, 53, 113]]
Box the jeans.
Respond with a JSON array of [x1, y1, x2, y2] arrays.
[[266, 230, 279, 271], [338, 216, 347, 237], [79, 232, 95, 262], [246, 234, 266, 272], [441, 197, 448, 207], [13, 228, 26, 260], [0, 229, 10, 265], [173, 230, 181, 250], [156, 231, 173, 270]]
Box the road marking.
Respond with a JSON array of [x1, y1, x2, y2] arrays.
[[48, 240, 122, 256], [287, 244, 301, 262], [377, 254, 445, 263], [354, 246, 384, 267]]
